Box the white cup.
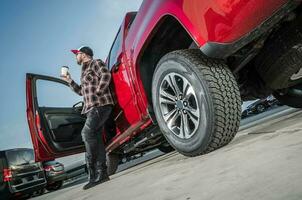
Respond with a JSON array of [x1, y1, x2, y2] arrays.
[[61, 66, 69, 77]]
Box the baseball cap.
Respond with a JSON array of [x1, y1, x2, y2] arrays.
[[71, 46, 93, 57]]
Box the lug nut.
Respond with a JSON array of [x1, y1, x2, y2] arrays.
[[183, 110, 187, 114]]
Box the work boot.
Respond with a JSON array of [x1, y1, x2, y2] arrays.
[[83, 165, 99, 190], [83, 179, 101, 190], [95, 161, 110, 183], [83, 162, 109, 190]]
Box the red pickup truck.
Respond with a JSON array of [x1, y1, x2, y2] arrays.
[[26, 0, 302, 174]]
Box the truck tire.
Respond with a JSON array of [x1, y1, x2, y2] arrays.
[[152, 49, 241, 157], [106, 153, 120, 176], [255, 13, 302, 90], [274, 82, 302, 108]]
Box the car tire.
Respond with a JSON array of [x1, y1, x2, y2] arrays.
[[256, 104, 266, 113], [46, 181, 63, 191], [106, 153, 120, 176], [36, 188, 46, 196], [151, 49, 241, 157], [274, 83, 302, 108]]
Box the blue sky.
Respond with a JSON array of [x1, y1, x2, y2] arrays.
[[0, 0, 142, 151]]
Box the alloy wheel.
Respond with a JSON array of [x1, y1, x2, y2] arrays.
[[159, 72, 200, 139]]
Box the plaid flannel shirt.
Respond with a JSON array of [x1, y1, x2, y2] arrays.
[[68, 59, 114, 114]]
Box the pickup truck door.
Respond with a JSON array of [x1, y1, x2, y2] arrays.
[[107, 26, 144, 141], [26, 73, 86, 162]]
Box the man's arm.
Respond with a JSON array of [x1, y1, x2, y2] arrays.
[[62, 73, 82, 96], [68, 79, 83, 96], [93, 60, 111, 95]]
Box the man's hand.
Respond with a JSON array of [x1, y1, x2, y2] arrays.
[[61, 72, 72, 84]]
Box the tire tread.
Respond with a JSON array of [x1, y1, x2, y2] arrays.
[[170, 50, 241, 156]]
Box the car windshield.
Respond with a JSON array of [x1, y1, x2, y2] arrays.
[[5, 149, 35, 167]]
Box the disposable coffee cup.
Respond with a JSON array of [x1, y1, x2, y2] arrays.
[[61, 66, 69, 77]]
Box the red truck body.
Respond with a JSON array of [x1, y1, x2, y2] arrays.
[[26, 0, 302, 164], [106, 0, 293, 151]]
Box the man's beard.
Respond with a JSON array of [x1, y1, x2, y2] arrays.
[[77, 59, 82, 65]]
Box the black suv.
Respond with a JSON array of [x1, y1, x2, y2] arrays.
[[0, 148, 46, 199]]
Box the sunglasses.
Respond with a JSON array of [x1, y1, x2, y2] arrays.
[[76, 52, 84, 56]]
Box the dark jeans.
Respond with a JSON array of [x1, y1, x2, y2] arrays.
[[104, 111, 117, 144], [81, 105, 113, 167]]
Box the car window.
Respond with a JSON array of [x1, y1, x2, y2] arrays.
[[36, 79, 82, 108], [125, 13, 137, 36], [6, 149, 34, 166], [44, 160, 57, 165], [108, 27, 122, 70]]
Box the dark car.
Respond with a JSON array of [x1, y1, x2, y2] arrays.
[[0, 148, 46, 199], [247, 99, 270, 114], [43, 160, 66, 191], [242, 95, 281, 117]]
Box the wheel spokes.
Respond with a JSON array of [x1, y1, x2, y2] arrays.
[[160, 87, 176, 101], [186, 106, 199, 127], [186, 106, 199, 118], [159, 88, 176, 105], [187, 111, 199, 127], [179, 113, 190, 138], [163, 108, 177, 122], [167, 111, 180, 130], [159, 72, 201, 139], [182, 79, 190, 98], [184, 85, 195, 100], [163, 74, 177, 96], [170, 74, 182, 96]]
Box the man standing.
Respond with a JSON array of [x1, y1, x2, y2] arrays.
[[62, 46, 114, 190]]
